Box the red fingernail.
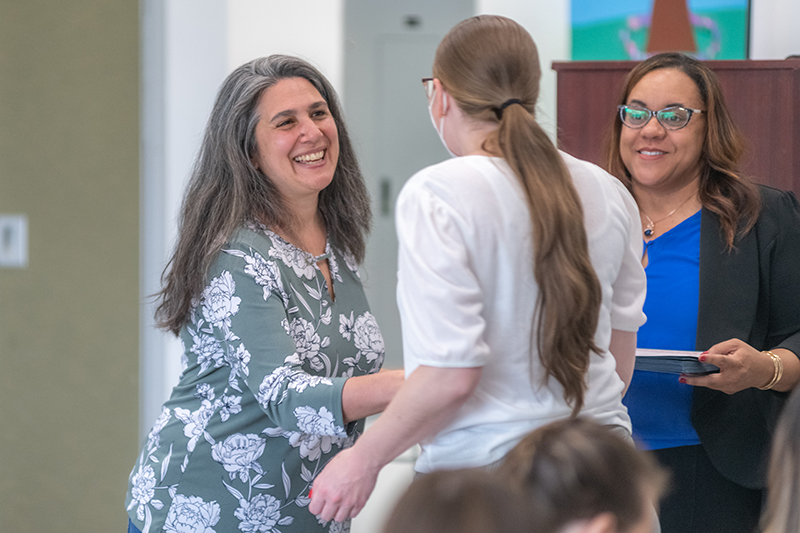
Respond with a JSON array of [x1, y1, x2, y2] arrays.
[[308, 489, 313, 498], [679, 377, 687, 384], [701, 351, 709, 355], [699, 355, 707, 362]]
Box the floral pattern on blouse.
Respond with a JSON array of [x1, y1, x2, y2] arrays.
[[126, 227, 384, 533]]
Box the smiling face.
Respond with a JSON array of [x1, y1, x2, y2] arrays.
[[619, 68, 706, 195], [251, 77, 339, 206]]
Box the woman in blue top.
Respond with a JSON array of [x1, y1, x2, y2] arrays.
[[605, 52, 800, 533]]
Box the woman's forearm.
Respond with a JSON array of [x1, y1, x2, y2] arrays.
[[352, 365, 482, 467], [341, 369, 406, 423], [609, 329, 637, 396], [309, 365, 482, 522]]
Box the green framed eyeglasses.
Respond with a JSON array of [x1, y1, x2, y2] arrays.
[[618, 104, 704, 130]]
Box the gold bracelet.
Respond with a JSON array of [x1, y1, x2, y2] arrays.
[[758, 350, 783, 390]]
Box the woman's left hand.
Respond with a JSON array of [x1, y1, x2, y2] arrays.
[[680, 338, 775, 394]]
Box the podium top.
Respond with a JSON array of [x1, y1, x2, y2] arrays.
[[552, 58, 800, 72]]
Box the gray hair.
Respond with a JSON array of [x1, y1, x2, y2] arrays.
[[156, 55, 371, 334]]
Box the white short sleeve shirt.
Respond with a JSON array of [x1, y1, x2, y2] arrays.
[[395, 154, 646, 472]]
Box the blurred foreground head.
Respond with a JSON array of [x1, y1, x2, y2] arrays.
[[500, 418, 668, 533], [382, 467, 534, 533]]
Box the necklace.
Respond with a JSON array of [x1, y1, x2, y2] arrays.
[[640, 194, 696, 238]]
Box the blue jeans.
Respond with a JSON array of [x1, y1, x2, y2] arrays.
[[128, 519, 142, 533]]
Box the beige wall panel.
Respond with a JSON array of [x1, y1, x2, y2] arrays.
[[0, 1, 139, 530]]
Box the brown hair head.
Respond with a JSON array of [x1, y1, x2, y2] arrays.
[[382, 468, 535, 533], [433, 15, 602, 415], [604, 52, 760, 247], [499, 418, 667, 533]]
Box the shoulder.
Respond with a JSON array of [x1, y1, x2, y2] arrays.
[[208, 225, 277, 273], [400, 156, 504, 199], [397, 156, 516, 220], [713, 185, 800, 256], [753, 185, 800, 236], [227, 225, 274, 250], [758, 184, 800, 213], [560, 151, 629, 196], [559, 151, 639, 222]]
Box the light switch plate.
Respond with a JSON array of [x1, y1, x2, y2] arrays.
[[0, 214, 28, 268]]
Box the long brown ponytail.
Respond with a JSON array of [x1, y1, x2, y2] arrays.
[[433, 16, 601, 414]]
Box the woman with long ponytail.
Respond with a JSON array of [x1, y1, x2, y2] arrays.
[[309, 16, 647, 522]]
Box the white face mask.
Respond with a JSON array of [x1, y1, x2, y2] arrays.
[[428, 88, 458, 158]]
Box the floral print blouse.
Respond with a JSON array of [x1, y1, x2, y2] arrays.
[[126, 225, 385, 533]]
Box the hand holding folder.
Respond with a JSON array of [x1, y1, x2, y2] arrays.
[[634, 348, 720, 375]]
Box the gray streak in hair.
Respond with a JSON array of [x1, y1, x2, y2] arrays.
[[155, 55, 371, 335]]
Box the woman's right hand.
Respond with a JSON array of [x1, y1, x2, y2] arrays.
[[681, 338, 799, 394]]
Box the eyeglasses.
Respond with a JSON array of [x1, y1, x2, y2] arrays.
[[422, 77, 434, 98], [618, 104, 704, 130]]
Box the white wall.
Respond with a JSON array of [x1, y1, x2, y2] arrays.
[[227, 0, 344, 89], [140, 0, 228, 439], [750, 0, 800, 59], [475, 0, 571, 140]]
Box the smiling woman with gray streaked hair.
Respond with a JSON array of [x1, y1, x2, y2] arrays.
[[124, 55, 404, 533]]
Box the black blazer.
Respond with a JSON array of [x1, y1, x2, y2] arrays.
[[693, 185, 800, 489]]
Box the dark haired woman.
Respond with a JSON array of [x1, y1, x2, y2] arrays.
[[309, 15, 647, 522], [124, 55, 403, 533], [605, 52, 800, 533]]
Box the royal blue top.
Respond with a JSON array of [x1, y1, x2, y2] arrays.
[[623, 210, 702, 450]]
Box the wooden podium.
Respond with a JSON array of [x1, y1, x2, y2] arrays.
[[552, 60, 800, 197]]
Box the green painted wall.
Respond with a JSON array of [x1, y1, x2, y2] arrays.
[[0, 1, 139, 530]]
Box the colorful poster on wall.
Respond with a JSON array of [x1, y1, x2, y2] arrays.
[[572, 0, 749, 60]]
